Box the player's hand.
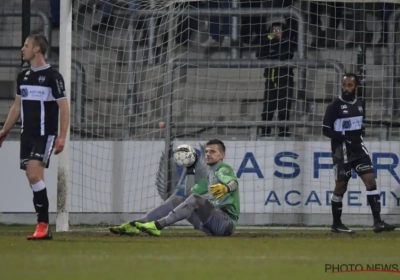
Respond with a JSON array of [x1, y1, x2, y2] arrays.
[[54, 136, 65, 155], [210, 184, 229, 200], [186, 153, 198, 172], [0, 129, 8, 148]]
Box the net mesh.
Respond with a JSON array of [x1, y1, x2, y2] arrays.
[[71, 0, 400, 228], [1, 0, 400, 228], [0, 3, 30, 141]]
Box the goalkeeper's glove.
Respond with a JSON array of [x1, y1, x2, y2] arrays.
[[210, 184, 229, 200], [186, 153, 198, 175]]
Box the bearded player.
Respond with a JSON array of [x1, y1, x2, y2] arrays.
[[322, 73, 396, 233], [109, 139, 240, 236]]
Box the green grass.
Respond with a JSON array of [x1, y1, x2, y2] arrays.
[[0, 225, 399, 280]]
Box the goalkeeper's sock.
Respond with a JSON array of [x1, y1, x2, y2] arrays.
[[129, 221, 138, 227], [154, 221, 163, 230], [32, 181, 49, 224], [157, 202, 195, 229], [331, 194, 343, 225], [132, 195, 186, 225]]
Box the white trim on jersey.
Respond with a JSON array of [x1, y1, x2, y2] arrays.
[[361, 143, 369, 155], [342, 131, 348, 163], [31, 64, 50, 72], [333, 116, 363, 132], [19, 85, 56, 102], [339, 96, 357, 105], [54, 96, 67, 101], [20, 98, 24, 133], [40, 101, 45, 135], [19, 84, 58, 136]]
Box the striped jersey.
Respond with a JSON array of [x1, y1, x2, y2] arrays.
[[322, 97, 368, 164], [16, 64, 66, 136]]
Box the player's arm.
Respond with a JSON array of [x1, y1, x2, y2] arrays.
[[190, 178, 208, 195], [217, 166, 238, 191], [256, 35, 274, 59], [269, 37, 294, 61], [2, 95, 21, 134], [211, 166, 238, 199], [322, 103, 347, 142], [361, 101, 366, 137], [50, 72, 69, 154], [50, 72, 69, 138], [57, 98, 69, 138], [0, 74, 22, 146]]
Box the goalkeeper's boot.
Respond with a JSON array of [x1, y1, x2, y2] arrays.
[[135, 221, 161, 237], [109, 222, 140, 236], [27, 222, 53, 240], [331, 223, 353, 234], [373, 220, 396, 233]]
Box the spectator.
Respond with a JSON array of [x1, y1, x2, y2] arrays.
[[92, 0, 137, 31], [50, 0, 76, 28], [377, 2, 397, 45], [175, 1, 203, 46], [309, 1, 344, 47], [239, 0, 263, 47], [201, 0, 231, 47], [256, 22, 295, 138], [273, 0, 297, 48]]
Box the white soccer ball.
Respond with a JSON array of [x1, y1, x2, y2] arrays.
[[173, 144, 197, 167]]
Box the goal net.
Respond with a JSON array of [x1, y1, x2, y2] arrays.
[[63, 0, 400, 230]]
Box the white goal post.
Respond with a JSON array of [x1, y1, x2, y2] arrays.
[[56, 0, 72, 232]]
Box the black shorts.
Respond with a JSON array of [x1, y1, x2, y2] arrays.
[[20, 134, 56, 170], [333, 155, 374, 182]]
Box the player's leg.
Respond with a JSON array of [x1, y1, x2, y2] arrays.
[[199, 207, 235, 236], [135, 194, 234, 236], [109, 194, 186, 235], [354, 156, 396, 233], [331, 162, 352, 233], [26, 135, 56, 240], [186, 212, 213, 236]]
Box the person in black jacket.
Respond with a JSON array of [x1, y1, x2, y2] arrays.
[[256, 22, 294, 137]]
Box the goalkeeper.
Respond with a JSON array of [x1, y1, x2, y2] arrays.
[[109, 139, 240, 237]]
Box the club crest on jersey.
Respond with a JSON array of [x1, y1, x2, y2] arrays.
[[38, 76, 46, 84], [21, 88, 28, 97], [342, 120, 352, 129], [358, 106, 363, 113]]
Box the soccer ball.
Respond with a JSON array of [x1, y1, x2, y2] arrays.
[[173, 144, 197, 168]]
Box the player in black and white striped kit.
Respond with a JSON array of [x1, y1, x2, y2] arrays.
[[0, 34, 70, 240], [322, 73, 396, 234]]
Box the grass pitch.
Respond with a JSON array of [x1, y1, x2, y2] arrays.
[[0, 225, 399, 280]]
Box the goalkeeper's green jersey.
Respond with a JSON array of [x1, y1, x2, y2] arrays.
[[191, 162, 240, 224]]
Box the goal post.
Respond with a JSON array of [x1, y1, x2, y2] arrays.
[[56, 0, 73, 232], [53, 0, 400, 230]]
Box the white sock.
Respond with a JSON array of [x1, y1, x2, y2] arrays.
[[31, 180, 46, 192]]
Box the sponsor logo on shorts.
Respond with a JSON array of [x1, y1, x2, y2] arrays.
[[356, 164, 373, 172], [33, 153, 44, 159]]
